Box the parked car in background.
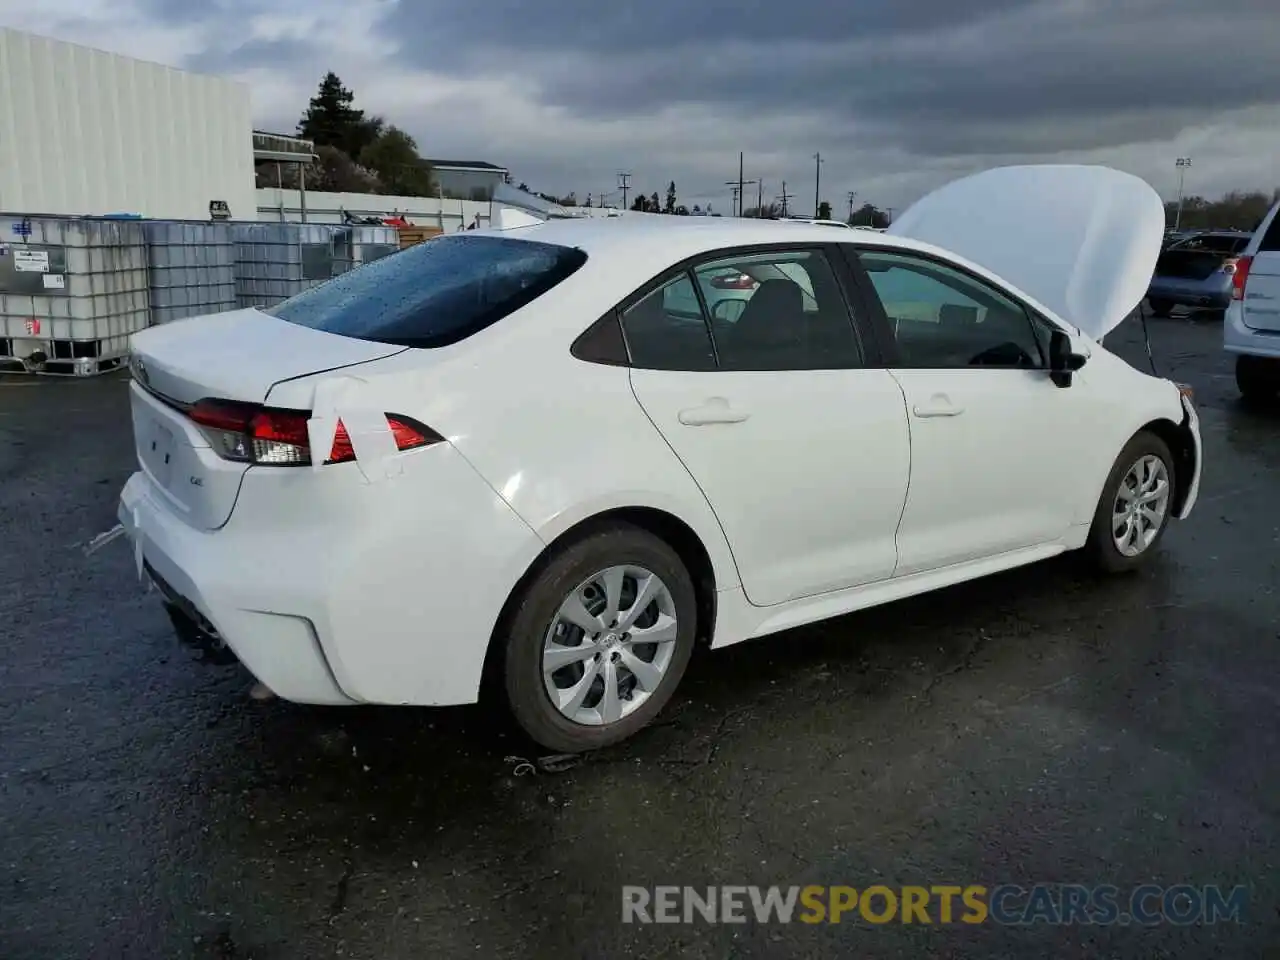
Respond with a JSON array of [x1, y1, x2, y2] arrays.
[[1147, 230, 1252, 319], [1224, 200, 1280, 403]]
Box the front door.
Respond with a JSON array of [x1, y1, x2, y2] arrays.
[[623, 246, 912, 607], [850, 247, 1090, 577]]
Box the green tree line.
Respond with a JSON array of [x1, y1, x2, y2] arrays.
[[256, 73, 443, 198], [1165, 190, 1280, 232]]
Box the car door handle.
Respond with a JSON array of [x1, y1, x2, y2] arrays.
[[912, 397, 964, 418], [678, 398, 750, 426]]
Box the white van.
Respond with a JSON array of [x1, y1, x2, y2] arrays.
[[1225, 200, 1280, 402]]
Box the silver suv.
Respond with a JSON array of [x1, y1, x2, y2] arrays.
[[1224, 200, 1280, 403]]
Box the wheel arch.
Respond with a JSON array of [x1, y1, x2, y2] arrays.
[[1139, 416, 1196, 516], [479, 505, 721, 701]]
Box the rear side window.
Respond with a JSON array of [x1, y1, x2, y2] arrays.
[[268, 235, 587, 347], [1260, 205, 1280, 252]]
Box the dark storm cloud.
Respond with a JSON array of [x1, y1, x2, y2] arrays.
[[113, 0, 1280, 201], [167, 0, 1280, 160], [393, 0, 1280, 157], [373, 0, 1032, 58]]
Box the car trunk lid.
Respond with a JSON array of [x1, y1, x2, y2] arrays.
[[887, 164, 1165, 341], [127, 308, 407, 529]]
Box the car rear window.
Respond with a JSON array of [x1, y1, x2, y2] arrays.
[[268, 234, 588, 347]]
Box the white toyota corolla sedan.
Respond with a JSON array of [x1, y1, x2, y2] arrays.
[[119, 165, 1202, 752]]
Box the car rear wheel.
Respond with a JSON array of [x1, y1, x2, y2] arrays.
[[499, 523, 697, 753], [1147, 298, 1174, 318], [1085, 431, 1175, 574], [1236, 355, 1280, 405]]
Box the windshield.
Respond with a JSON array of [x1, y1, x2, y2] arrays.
[[268, 234, 588, 347]]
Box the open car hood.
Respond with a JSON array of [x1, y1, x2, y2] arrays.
[[887, 164, 1165, 341], [490, 182, 581, 229]]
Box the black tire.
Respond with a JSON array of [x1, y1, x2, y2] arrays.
[[499, 523, 697, 753], [1236, 354, 1280, 405], [1084, 431, 1176, 574], [1148, 298, 1174, 318]]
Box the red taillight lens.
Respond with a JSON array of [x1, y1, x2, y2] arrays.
[[326, 416, 438, 464], [190, 401, 440, 467], [1232, 255, 1253, 300]]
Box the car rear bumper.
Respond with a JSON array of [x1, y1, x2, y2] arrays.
[[118, 442, 546, 707], [1147, 277, 1233, 309], [1224, 302, 1280, 358]]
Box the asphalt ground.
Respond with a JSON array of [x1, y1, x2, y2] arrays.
[[1, 310, 1277, 959]]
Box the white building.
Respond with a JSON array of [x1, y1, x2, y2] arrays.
[[0, 27, 257, 220]]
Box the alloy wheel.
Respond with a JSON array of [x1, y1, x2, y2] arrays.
[[1112, 454, 1171, 558], [542, 565, 679, 726]]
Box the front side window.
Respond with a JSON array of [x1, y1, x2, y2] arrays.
[[857, 250, 1044, 369], [269, 234, 587, 348]]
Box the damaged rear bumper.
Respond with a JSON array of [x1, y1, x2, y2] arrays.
[[119, 472, 356, 704]]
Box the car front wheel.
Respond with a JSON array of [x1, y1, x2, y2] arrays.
[[499, 523, 698, 753], [1085, 431, 1176, 574]]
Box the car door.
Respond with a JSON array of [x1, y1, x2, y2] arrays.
[[846, 246, 1094, 578], [623, 245, 911, 607]]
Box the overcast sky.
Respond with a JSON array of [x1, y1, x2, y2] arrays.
[[4, 0, 1280, 212]]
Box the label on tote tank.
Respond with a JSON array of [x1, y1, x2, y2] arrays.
[[13, 249, 49, 272]]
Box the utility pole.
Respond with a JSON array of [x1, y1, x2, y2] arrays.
[[757, 180, 764, 217], [814, 153, 824, 218], [726, 185, 740, 217], [1174, 157, 1192, 231], [618, 172, 632, 211], [886, 207, 894, 224], [725, 177, 758, 216], [846, 190, 858, 223], [738, 152, 745, 219], [778, 182, 794, 218]]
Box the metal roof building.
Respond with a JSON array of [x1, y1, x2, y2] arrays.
[[0, 27, 258, 220]]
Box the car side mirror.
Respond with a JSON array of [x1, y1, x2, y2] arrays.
[[1048, 329, 1087, 387]]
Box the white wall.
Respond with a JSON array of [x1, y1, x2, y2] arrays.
[[0, 28, 256, 221], [256, 188, 630, 228]]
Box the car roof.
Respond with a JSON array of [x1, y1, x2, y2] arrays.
[[478, 215, 923, 265]]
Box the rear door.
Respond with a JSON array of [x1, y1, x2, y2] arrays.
[[624, 244, 912, 607], [1243, 205, 1280, 332]]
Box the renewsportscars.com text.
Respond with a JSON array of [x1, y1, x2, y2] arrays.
[[621, 884, 1247, 926]]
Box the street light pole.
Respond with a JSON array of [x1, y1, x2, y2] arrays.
[[1175, 157, 1192, 231], [813, 153, 823, 218]]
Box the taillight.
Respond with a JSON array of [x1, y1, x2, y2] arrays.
[[325, 416, 437, 465], [188, 399, 440, 466], [1232, 255, 1253, 300]]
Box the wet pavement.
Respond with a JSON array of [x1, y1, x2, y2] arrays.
[[2, 313, 1278, 959]]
